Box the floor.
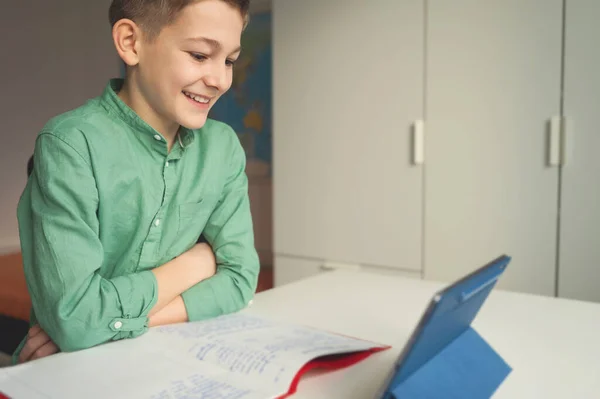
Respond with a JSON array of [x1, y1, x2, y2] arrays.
[[0, 252, 274, 367]]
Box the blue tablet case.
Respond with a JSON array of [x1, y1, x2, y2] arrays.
[[379, 255, 512, 399]]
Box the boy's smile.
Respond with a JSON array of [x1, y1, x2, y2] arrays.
[[182, 90, 212, 108], [115, 0, 244, 145]]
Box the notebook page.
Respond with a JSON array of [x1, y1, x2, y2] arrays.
[[0, 314, 382, 399], [154, 313, 381, 394], [0, 333, 272, 399]]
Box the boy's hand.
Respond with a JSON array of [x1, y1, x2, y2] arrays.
[[18, 325, 59, 363]]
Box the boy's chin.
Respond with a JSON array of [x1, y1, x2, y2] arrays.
[[178, 114, 209, 130]]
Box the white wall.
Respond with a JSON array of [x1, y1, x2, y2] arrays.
[[0, 0, 118, 253]]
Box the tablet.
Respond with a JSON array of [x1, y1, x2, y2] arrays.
[[377, 254, 511, 399]]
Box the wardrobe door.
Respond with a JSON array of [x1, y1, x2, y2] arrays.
[[273, 0, 425, 273], [558, 0, 600, 302], [424, 0, 564, 296]]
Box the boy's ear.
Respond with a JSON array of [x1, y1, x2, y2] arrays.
[[112, 19, 142, 67]]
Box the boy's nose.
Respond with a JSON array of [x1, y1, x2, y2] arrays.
[[202, 64, 228, 92]]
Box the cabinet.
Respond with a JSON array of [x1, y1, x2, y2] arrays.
[[272, 0, 600, 302], [558, 0, 600, 302], [273, 0, 425, 272], [423, 0, 563, 296]]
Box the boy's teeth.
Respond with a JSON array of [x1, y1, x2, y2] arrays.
[[184, 91, 209, 104]]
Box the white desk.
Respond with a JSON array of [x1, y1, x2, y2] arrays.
[[245, 270, 600, 398], [2, 270, 599, 398]]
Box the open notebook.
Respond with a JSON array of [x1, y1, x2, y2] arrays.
[[0, 313, 389, 399]]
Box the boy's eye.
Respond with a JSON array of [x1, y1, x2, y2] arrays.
[[190, 52, 236, 67], [189, 52, 207, 61]]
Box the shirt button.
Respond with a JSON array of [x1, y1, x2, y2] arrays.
[[155, 219, 161, 227], [114, 321, 123, 329], [154, 134, 162, 141], [165, 161, 170, 167]]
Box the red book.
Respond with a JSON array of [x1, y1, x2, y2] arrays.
[[277, 347, 389, 399]]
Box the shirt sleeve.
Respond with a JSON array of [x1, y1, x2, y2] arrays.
[[181, 126, 260, 321], [18, 132, 158, 352]]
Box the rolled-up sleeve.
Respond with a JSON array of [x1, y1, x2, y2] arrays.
[[19, 132, 158, 352], [181, 126, 260, 321]]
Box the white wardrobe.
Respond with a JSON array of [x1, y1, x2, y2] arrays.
[[272, 0, 600, 302], [558, 0, 600, 302]]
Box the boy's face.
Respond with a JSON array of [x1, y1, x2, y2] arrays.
[[134, 0, 243, 131]]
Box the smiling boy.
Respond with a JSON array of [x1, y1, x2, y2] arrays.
[[13, 0, 259, 363]]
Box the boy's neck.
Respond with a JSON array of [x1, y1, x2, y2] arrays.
[[117, 79, 179, 152]]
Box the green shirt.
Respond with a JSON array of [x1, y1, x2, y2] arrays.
[[13, 79, 259, 359]]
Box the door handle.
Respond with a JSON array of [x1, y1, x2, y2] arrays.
[[412, 120, 425, 165]]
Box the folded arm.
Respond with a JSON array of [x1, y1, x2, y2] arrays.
[[19, 133, 214, 353]]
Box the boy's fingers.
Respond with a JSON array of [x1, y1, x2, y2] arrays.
[[29, 341, 59, 361], [27, 325, 42, 338], [19, 331, 51, 363], [18, 327, 39, 363]]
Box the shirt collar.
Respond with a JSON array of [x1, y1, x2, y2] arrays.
[[98, 79, 195, 152]]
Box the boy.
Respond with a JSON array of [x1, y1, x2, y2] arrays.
[[13, 0, 259, 364]]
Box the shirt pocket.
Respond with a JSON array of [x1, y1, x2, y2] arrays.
[[176, 195, 218, 240]]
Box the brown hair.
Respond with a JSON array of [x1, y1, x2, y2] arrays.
[[109, 0, 250, 39]]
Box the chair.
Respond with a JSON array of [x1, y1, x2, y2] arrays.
[[27, 155, 34, 177]]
